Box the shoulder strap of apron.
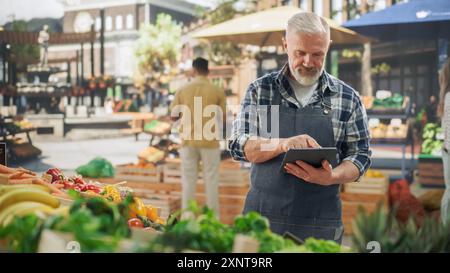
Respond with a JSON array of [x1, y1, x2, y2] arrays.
[[319, 88, 332, 116]]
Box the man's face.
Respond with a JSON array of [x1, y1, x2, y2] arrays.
[[283, 31, 329, 86]]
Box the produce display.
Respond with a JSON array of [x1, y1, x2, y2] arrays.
[[143, 201, 350, 253], [144, 120, 171, 135], [352, 203, 450, 253], [0, 194, 130, 252], [364, 169, 385, 178], [362, 93, 407, 111], [0, 184, 66, 228], [389, 179, 425, 225], [373, 93, 404, 109], [369, 119, 408, 139], [1, 164, 165, 230], [0, 185, 349, 253], [421, 123, 444, 156], [2, 120, 34, 135], [361, 96, 374, 110], [138, 147, 165, 163]]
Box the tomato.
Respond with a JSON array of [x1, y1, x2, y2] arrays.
[[128, 218, 144, 228]]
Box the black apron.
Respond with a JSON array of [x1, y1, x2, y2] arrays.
[[243, 85, 344, 243]]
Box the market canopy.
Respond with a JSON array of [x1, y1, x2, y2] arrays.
[[343, 0, 450, 41], [191, 5, 373, 46], [0, 30, 96, 45]]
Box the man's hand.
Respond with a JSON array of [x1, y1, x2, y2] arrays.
[[278, 134, 321, 153], [284, 159, 335, 186]]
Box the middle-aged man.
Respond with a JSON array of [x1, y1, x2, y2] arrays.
[[229, 12, 371, 243]]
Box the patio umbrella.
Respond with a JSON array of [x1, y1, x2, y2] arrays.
[[343, 0, 450, 41], [192, 5, 372, 47]]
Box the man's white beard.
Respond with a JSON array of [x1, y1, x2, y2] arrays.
[[289, 62, 324, 86]]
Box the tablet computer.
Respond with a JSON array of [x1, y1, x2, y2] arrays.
[[280, 147, 338, 173]]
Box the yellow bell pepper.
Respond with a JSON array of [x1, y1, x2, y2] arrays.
[[155, 217, 165, 225], [146, 205, 158, 221], [129, 197, 147, 218]]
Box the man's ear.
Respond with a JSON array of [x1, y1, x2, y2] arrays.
[[282, 37, 288, 52]]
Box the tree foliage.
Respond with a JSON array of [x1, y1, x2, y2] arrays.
[[135, 13, 182, 76], [7, 21, 39, 72]]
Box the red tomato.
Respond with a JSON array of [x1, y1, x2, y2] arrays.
[[128, 218, 144, 228]]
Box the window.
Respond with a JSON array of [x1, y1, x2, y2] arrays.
[[105, 16, 112, 31], [313, 0, 323, 16], [300, 0, 308, 11], [126, 14, 134, 29], [347, 0, 362, 20], [95, 17, 101, 31], [115, 15, 123, 30], [331, 0, 343, 24], [374, 0, 387, 11]]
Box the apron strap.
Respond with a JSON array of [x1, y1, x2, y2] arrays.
[[320, 89, 332, 115]]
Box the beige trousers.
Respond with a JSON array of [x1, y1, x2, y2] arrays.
[[180, 146, 220, 217]]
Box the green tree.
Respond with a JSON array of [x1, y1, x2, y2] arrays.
[[8, 21, 39, 72], [134, 13, 182, 77]]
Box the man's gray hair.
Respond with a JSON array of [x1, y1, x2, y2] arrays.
[[286, 12, 330, 40]]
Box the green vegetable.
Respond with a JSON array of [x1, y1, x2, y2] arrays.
[[421, 123, 444, 155], [0, 214, 44, 253], [146, 201, 235, 253], [0, 192, 133, 253], [75, 157, 115, 178], [373, 94, 404, 109], [141, 201, 346, 253]]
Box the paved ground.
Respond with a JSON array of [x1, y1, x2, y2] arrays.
[[11, 134, 153, 176], [12, 134, 415, 175]]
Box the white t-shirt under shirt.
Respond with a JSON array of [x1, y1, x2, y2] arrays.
[[287, 76, 318, 107]]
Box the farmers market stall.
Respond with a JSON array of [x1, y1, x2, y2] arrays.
[[0, 163, 351, 253], [361, 91, 415, 179], [0, 113, 41, 163]]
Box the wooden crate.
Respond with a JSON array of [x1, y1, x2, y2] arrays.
[[343, 176, 389, 195], [97, 177, 250, 225], [417, 158, 445, 186], [115, 164, 163, 183], [138, 192, 181, 220], [174, 192, 247, 225], [218, 159, 250, 186], [341, 192, 387, 235], [162, 159, 203, 184], [162, 158, 249, 186]]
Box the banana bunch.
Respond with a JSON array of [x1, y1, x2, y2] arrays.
[[0, 184, 64, 227]]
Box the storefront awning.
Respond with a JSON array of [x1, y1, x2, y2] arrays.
[[192, 6, 373, 47], [343, 0, 450, 41]]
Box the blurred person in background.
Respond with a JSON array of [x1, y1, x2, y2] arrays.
[[438, 58, 450, 224], [170, 57, 227, 217]]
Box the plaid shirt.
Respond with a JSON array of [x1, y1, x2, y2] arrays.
[[228, 64, 372, 177]]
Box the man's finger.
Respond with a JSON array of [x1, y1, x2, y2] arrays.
[[307, 138, 321, 148], [286, 163, 308, 180], [322, 160, 332, 172], [296, 160, 315, 173]]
